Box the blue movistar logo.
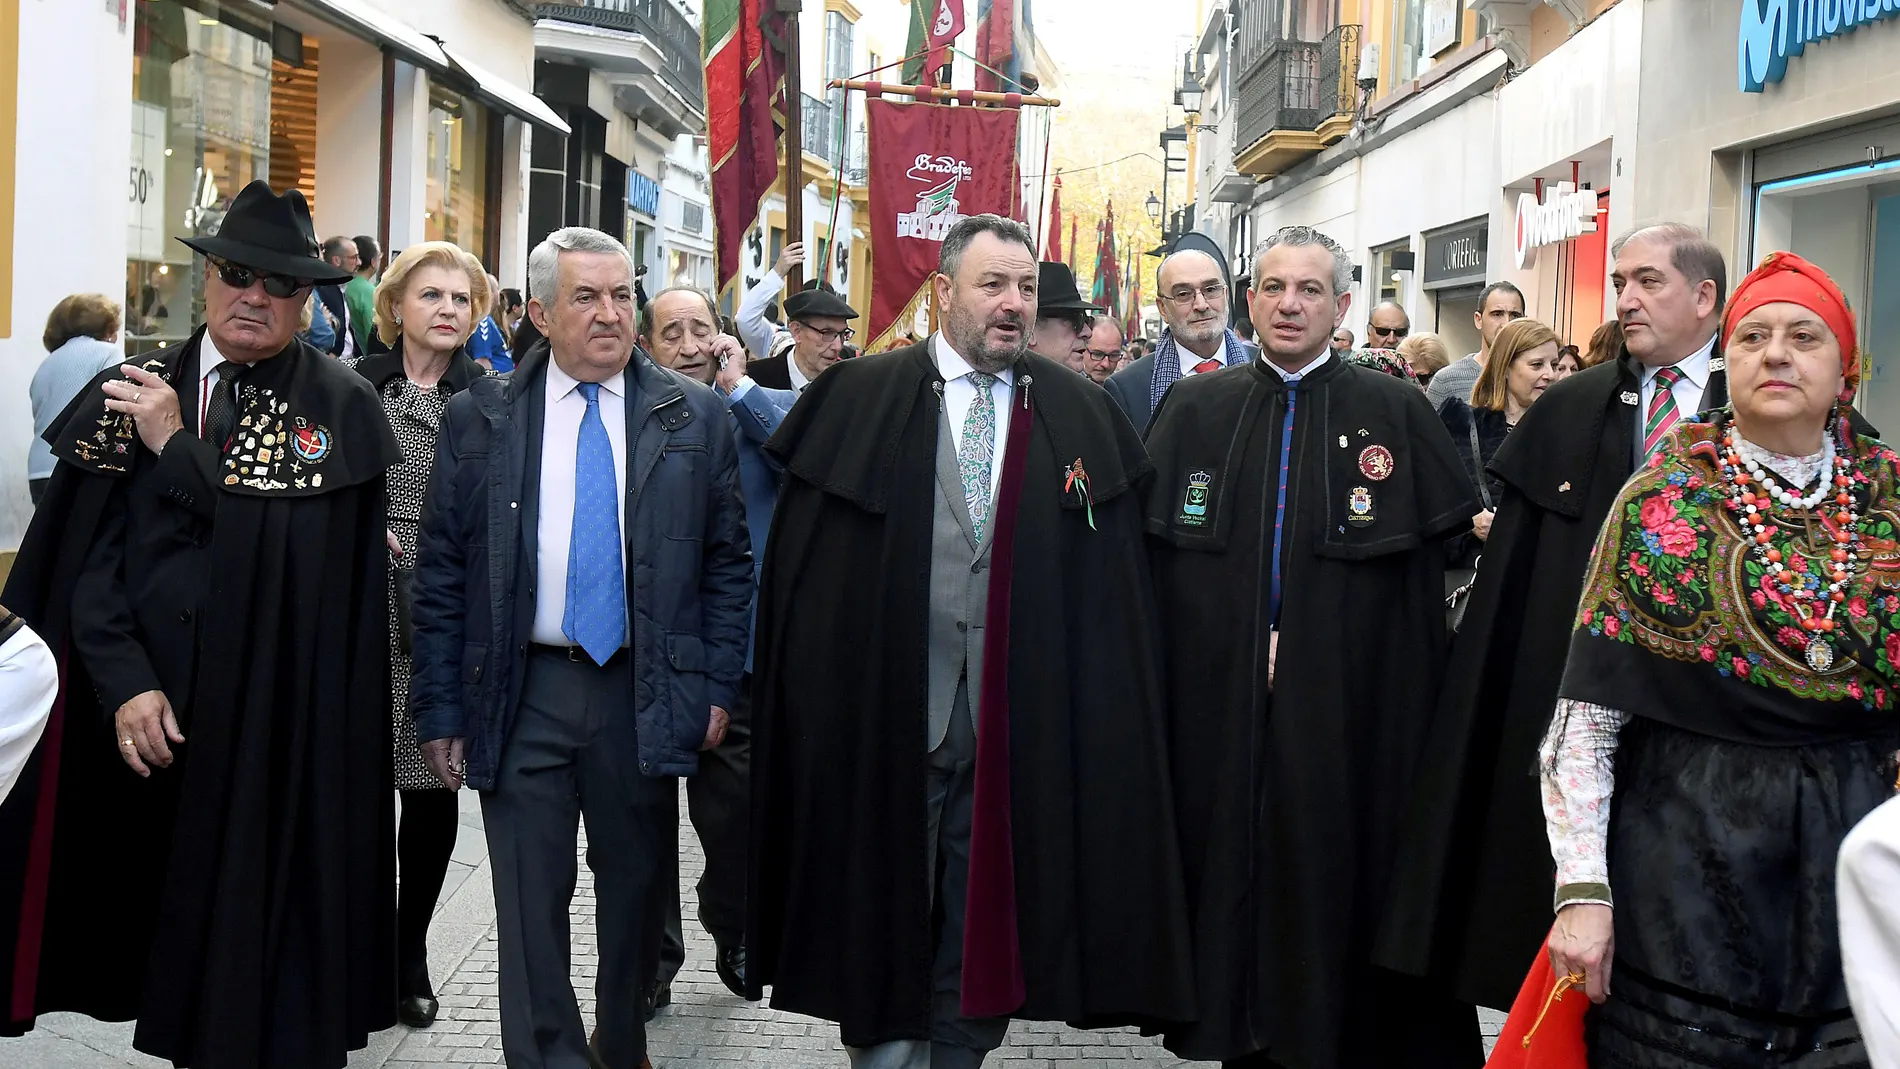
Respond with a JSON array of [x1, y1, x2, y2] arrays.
[[1741, 0, 1900, 92]]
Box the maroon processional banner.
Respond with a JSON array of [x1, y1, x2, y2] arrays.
[[865, 99, 1022, 350]]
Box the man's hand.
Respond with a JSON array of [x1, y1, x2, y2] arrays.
[[775, 242, 806, 279], [101, 364, 183, 455], [421, 737, 467, 790], [703, 706, 730, 751], [1472, 509, 1496, 542], [114, 690, 184, 777], [713, 335, 748, 393], [385, 529, 402, 557], [1268, 631, 1279, 692], [1549, 903, 1615, 1003]]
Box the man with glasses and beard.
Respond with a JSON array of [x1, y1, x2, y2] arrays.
[[1105, 232, 1254, 433], [743, 286, 858, 395], [748, 213, 1195, 1069], [0, 181, 402, 1069]]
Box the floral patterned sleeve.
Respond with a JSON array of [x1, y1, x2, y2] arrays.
[[1537, 698, 1628, 911]]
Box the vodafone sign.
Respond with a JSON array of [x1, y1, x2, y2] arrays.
[[1513, 182, 1599, 269]]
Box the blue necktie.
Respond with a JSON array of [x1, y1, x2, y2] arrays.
[[563, 382, 626, 665], [1268, 375, 1299, 628]]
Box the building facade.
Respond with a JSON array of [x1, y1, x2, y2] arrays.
[[2, 0, 564, 556]]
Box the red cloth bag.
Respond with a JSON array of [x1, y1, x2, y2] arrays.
[[1485, 939, 1589, 1069]]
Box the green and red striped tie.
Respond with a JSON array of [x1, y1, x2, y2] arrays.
[[1642, 366, 1683, 457]]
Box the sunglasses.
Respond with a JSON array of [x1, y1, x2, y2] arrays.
[[1369, 325, 1409, 340], [208, 255, 314, 299]]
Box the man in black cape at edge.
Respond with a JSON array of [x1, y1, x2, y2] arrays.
[[1144, 225, 1480, 1069], [746, 214, 1195, 1069], [0, 181, 402, 1068], [1374, 224, 1762, 1020]]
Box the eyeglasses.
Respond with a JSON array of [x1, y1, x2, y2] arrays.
[[1160, 283, 1227, 307], [207, 255, 314, 299], [796, 323, 855, 344], [1084, 349, 1121, 362], [1368, 325, 1409, 341]]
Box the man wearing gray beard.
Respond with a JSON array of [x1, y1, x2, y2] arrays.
[[745, 214, 1195, 1069]]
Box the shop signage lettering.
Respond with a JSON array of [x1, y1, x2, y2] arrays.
[[1740, 0, 1900, 93], [1513, 182, 1597, 270], [1423, 221, 1488, 286], [628, 171, 662, 218]]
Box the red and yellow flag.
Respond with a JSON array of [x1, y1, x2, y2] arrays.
[[703, 0, 786, 296]]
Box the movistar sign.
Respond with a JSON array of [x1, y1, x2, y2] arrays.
[[1740, 0, 1900, 92]]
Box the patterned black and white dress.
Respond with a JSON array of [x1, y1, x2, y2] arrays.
[[347, 348, 489, 791]]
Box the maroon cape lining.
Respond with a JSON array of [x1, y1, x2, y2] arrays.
[[959, 377, 1033, 1018]]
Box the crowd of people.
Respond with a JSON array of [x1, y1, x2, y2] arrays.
[[1, 177, 1898, 1069]]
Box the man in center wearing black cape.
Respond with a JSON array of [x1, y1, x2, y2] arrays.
[[747, 213, 1194, 1069], [1144, 225, 1480, 1069]]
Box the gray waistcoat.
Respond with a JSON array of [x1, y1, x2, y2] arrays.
[[927, 410, 997, 752]]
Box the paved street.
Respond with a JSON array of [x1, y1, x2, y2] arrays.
[[2, 787, 1502, 1068]]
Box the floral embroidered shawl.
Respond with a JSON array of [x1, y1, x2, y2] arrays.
[[1557, 417, 1900, 745]]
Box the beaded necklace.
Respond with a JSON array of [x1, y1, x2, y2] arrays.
[[1718, 421, 1866, 672]]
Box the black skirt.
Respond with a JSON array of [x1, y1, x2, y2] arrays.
[[1592, 717, 1897, 1067]]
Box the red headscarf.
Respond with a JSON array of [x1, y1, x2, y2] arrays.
[[1723, 250, 1861, 396]]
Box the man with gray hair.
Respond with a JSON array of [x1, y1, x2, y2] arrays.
[[1105, 230, 1256, 432], [410, 226, 753, 1069], [748, 213, 1195, 1069], [1145, 224, 1479, 1069]]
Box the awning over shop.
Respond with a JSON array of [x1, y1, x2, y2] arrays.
[[441, 44, 571, 137], [288, 0, 451, 75]]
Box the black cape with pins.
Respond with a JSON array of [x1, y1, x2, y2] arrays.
[[1374, 350, 1730, 1007], [1143, 355, 1480, 1069], [745, 341, 1196, 1047], [0, 330, 402, 1068]]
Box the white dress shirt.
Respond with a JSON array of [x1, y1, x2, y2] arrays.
[[1178, 342, 1237, 378], [1841, 795, 1900, 1069], [1638, 335, 1715, 420], [787, 349, 814, 394], [736, 268, 792, 362], [532, 358, 630, 646], [198, 333, 234, 434], [933, 332, 1015, 501], [0, 621, 56, 805], [1263, 348, 1333, 382]]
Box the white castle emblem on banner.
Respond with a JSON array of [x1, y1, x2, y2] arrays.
[[897, 154, 975, 241]]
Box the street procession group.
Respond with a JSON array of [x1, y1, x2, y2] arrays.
[[2, 174, 1900, 1069]]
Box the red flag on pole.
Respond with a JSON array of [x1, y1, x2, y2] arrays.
[[864, 99, 1022, 349], [703, 0, 786, 297], [1045, 174, 1062, 263], [1067, 216, 1076, 275], [926, 0, 965, 79]]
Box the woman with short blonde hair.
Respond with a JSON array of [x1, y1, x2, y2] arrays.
[[1396, 332, 1451, 386], [373, 242, 491, 347]]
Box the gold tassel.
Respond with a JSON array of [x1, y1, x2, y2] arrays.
[[1521, 973, 1587, 1049]]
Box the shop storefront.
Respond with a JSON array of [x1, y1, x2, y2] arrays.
[[1421, 216, 1488, 357], [1636, 1, 1900, 434], [627, 167, 662, 275], [425, 82, 495, 259]]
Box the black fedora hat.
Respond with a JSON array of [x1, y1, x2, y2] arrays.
[[1036, 262, 1102, 315], [177, 181, 352, 285]]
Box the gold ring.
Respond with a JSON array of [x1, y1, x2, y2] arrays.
[[121, 738, 134, 748], [133, 390, 142, 402]]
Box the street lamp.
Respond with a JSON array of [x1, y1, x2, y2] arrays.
[[1145, 191, 1162, 223], [1179, 71, 1203, 117]]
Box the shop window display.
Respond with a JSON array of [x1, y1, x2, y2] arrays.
[[426, 86, 490, 257]]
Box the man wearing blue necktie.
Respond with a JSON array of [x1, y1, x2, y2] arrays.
[[408, 227, 753, 1069]]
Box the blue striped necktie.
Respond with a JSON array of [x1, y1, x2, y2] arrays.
[[563, 382, 626, 664]]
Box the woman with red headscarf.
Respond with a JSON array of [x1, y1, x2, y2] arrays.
[[1537, 252, 1896, 1066]]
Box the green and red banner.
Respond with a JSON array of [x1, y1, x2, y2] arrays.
[[864, 99, 1022, 350], [704, 0, 786, 297]]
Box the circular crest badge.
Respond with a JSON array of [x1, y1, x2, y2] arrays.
[[292, 418, 332, 464], [1358, 445, 1394, 481]]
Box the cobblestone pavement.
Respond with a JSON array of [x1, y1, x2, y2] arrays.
[[2, 785, 1503, 1068]]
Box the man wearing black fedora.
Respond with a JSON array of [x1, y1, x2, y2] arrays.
[[745, 284, 858, 394], [1029, 262, 1100, 377], [0, 180, 403, 1069]]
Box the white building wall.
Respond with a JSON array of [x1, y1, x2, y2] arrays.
[[1, 2, 133, 549], [312, 32, 384, 241]]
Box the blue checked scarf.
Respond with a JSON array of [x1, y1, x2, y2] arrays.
[[1149, 326, 1254, 413]]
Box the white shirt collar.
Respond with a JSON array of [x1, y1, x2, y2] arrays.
[[201, 333, 229, 381], [546, 352, 627, 402], [787, 348, 812, 392], [932, 332, 1016, 386], [1642, 335, 1715, 392], [1263, 347, 1332, 381]]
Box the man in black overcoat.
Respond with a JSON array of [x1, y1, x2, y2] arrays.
[[747, 214, 1194, 1069], [0, 181, 402, 1069], [1376, 224, 1737, 1014]]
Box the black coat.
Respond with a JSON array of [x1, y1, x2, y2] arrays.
[[0, 331, 403, 1067], [1374, 350, 1730, 1008], [1438, 400, 1513, 569], [745, 353, 794, 390], [1143, 356, 1480, 1068], [1103, 353, 1158, 432], [746, 342, 1195, 1046]]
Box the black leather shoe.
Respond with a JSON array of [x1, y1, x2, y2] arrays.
[[642, 981, 671, 1023], [716, 944, 748, 999], [398, 995, 439, 1028]]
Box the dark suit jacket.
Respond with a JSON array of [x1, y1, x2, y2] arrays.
[[409, 342, 755, 788], [313, 284, 351, 356], [727, 384, 796, 669], [747, 354, 794, 391], [1104, 354, 1158, 434]]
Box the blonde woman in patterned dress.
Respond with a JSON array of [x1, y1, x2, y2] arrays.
[[347, 242, 492, 1030]]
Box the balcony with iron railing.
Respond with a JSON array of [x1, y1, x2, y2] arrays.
[[533, 0, 705, 115], [801, 92, 839, 167], [1232, 23, 1359, 178]]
